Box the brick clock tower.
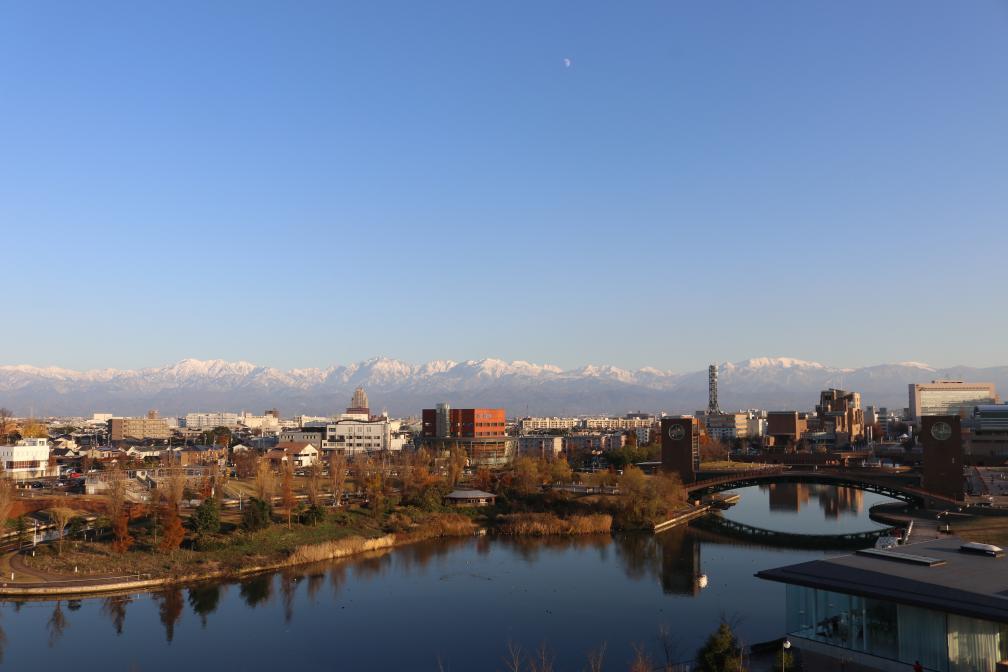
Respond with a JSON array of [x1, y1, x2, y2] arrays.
[[661, 417, 700, 483], [920, 415, 964, 501]]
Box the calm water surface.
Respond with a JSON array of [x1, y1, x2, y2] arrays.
[[0, 485, 897, 671], [720, 484, 895, 534]]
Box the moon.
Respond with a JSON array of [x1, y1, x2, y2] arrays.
[[563, 57, 572, 68]]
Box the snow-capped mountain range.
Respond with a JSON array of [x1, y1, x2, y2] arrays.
[[1, 357, 1005, 417]]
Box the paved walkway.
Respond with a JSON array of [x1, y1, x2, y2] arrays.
[[0, 549, 149, 590]]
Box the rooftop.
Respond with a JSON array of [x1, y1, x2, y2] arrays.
[[445, 489, 496, 500], [756, 536, 1008, 622]]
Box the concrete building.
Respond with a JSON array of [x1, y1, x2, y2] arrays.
[[746, 410, 767, 439], [758, 537, 1008, 671], [278, 429, 325, 448], [109, 416, 170, 441], [808, 389, 864, 449], [962, 405, 1008, 465], [766, 412, 808, 449], [910, 381, 1000, 422], [517, 415, 657, 434], [517, 417, 582, 433], [705, 413, 750, 442], [0, 437, 51, 478], [238, 412, 281, 432], [320, 415, 407, 456], [184, 412, 241, 430], [517, 435, 564, 459]]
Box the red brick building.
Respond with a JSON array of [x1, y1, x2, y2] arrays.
[[420, 405, 514, 467]]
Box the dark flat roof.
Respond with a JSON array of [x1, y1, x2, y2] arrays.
[[756, 537, 1008, 623]]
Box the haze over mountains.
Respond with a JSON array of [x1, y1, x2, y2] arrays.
[[1, 357, 1005, 418]]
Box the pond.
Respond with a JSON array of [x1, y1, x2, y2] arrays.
[[0, 484, 899, 670]]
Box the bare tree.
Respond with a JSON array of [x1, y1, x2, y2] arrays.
[[328, 452, 347, 507], [106, 462, 128, 524], [305, 460, 322, 507], [528, 642, 554, 672], [448, 444, 467, 486], [163, 468, 187, 513], [50, 507, 75, 555], [502, 640, 524, 672], [628, 643, 653, 672], [254, 457, 275, 503], [0, 465, 13, 525], [585, 642, 607, 672], [0, 408, 12, 442], [281, 460, 295, 528]]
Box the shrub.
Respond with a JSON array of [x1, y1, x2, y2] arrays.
[[302, 504, 326, 526], [695, 621, 743, 672], [241, 498, 273, 532], [190, 497, 221, 536]]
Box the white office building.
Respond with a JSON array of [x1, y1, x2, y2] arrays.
[[320, 414, 407, 456], [0, 438, 51, 478]]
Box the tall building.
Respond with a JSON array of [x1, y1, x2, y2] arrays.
[[661, 416, 700, 483], [420, 405, 515, 467], [347, 387, 370, 416], [909, 381, 999, 422], [920, 415, 964, 500], [808, 388, 864, 448], [708, 364, 721, 414]]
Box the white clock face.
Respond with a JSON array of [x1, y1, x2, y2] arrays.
[[668, 425, 686, 441], [930, 421, 952, 441]]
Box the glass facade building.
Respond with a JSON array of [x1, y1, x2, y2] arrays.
[[786, 585, 1007, 671]]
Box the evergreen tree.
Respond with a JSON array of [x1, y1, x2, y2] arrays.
[[695, 620, 744, 672]]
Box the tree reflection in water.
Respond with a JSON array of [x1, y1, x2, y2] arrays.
[[158, 588, 184, 642], [240, 574, 273, 608], [306, 572, 325, 602], [102, 594, 131, 634], [279, 570, 299, 624], [188, 584, 221, 627], [47, 601, 68, 647]]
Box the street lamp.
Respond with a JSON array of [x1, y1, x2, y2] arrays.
[[781, 639, 791, 672]]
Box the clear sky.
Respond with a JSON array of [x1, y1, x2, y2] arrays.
[[2, 1, 1006, 372]]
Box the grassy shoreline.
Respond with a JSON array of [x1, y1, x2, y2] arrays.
[[3, 504, 625, 596]]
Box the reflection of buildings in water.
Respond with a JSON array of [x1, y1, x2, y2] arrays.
[[658, 527, 702, 596], [764, 483, 811, 512], [761, 483, 863, 518], [816, 485, 862, 519]]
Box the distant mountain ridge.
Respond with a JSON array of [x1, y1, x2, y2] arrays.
[[0, 357, 1005, 418]]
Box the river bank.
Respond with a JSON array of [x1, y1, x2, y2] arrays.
[[0, 506, 632, 597]]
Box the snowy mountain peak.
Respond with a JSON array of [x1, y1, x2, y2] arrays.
[[738, 357, 827, 370], [1, 356, 1003, 417]]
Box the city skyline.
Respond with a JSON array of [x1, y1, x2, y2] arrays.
[[3, 1, 1007, 372]]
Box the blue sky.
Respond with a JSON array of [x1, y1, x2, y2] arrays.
[[2, 1, 1006, 372]]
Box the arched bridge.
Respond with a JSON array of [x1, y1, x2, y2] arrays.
[[685, 467, 961, 509]]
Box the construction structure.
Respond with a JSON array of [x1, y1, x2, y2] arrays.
[[708, 364, 721, 414]]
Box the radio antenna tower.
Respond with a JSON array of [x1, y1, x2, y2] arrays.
[[708, 364, 721, 414]]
